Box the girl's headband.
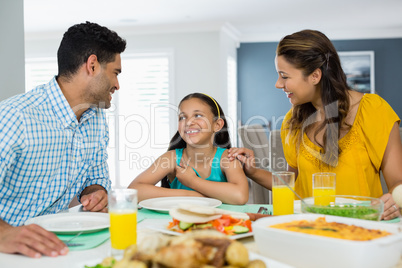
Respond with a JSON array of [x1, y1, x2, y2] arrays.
[[202, 93, 220, 119]]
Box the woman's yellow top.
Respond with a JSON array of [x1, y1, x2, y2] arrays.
[[281, 94, 400, 199]]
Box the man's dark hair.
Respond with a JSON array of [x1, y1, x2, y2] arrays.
[[57, 21, 126, 79]]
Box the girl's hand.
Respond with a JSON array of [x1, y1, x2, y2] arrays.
[[380, 193, 401, 220], [227, 147, 257, 177], [175, 164, 198, 188]]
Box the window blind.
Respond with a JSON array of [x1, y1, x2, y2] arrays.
[[25, 53, 172, 188]]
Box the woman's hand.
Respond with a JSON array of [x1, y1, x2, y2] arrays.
[[380, 193, 401, 220], [227, 147, 257, 177]]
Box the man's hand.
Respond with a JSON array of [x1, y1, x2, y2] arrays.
[[80, 185, 108, 212], [0, 222, 68, 258]]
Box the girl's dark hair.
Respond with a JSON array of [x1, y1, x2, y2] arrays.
[[277, 30, 351, 166], [161, 93, 231, 187]]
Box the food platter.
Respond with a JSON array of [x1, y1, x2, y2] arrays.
[[139, 196, 222, 213], [24, 212, 109, 234], [253, 214, 402, 268], [146, 219, 253, 240], [81, 249, 293, 268]]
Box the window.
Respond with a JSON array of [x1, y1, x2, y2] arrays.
[[25, 57, 57, 92], [227, 56, 238, 146], [109, 53, 172, 187], [25, 52, 172, 188]]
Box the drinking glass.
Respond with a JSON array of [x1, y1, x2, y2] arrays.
[[313, 172, 336, 206], [272, 171, 295, 215], [108, 189, 138, 257]]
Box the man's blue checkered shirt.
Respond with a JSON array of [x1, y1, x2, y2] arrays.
[[0, 77, 111, 226]]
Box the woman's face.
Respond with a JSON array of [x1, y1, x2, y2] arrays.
[[275, 55, 320, 107]]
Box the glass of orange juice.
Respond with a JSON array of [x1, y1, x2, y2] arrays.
[[272, 171, 295, 215], [109, 189, 137, 257], [313, 172, 336, 206]]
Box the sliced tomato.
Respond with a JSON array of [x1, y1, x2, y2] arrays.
[[216, 218, 231, 227], [244, 219, 252, 232], [211, 219, 226, 233]]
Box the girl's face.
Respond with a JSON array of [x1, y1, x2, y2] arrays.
[[178, 98, 222, 146], [275, 55, 321, 107]]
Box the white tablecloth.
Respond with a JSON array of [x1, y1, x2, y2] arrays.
[[1, 207, 401, 268]]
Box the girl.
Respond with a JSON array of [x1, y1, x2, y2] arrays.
[[129, 93, 249, 205], [228, 30, 402, 220]]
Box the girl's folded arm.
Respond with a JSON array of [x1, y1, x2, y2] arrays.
[[128, 151, 204, 202], [180, 151, 249, 205]]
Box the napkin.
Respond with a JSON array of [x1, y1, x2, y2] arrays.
[[137, 208, 173, 222], [218, 204, 273, 214], [383, 217, 400, 223], [57, 228, 110, 251]]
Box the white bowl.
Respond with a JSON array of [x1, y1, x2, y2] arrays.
[[301, 195, 384, 221], [252, 214, 402, 268]]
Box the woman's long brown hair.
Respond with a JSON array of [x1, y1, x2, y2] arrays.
[[277, 30, 351, 166]]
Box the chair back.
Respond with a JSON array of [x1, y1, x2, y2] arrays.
[[238, 124, 271, 204], [269, 129, 286, 172]]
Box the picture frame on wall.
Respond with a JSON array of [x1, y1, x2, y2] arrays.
[[338, 51, 375, 94]]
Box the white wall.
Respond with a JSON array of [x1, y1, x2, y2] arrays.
[[25, 28, 239, 138], [0, 0, 25, 101], [122, 31, 223, 130], [219, 26, 240, 145]]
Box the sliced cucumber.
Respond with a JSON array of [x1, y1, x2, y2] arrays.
[[179, 221, 194, 230], [232, 225, 249, 234], [194, 223, 213, 229]]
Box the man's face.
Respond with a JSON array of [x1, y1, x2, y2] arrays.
[[87, 54, 122, 109]]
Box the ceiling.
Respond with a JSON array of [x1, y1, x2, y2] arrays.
[[24, 0, 402, 42]]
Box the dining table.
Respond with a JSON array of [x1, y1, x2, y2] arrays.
[[1, 203, 402, 268]]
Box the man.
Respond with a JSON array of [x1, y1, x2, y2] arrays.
[[0, 21, 126, 258]]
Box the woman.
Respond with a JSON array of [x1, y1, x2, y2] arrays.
[[229, 29, 402, 220]]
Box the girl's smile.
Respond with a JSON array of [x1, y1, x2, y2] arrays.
[[179, 98, 214, 144], [178, 98, 221, 146], [185, 129, 201, 135]]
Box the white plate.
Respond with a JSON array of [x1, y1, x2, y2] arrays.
[[249, 252, 294, 268], [139, 196, 222, 213], [145, 219, 253, 240], [24, 212, 109, 234]]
